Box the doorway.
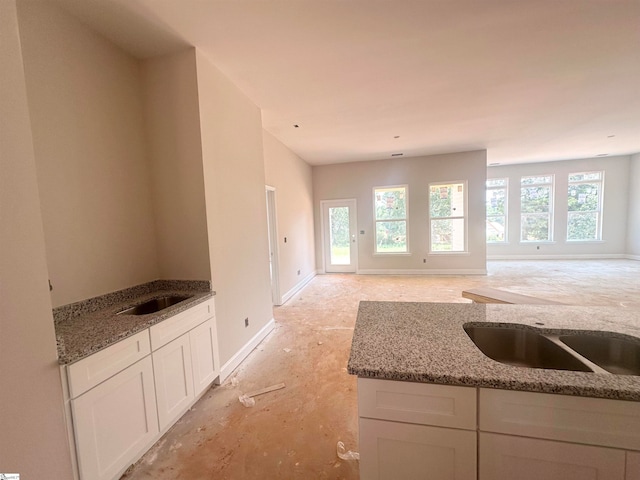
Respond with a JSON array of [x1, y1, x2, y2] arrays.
[[321, 199, 357, 273], [265, 186, 281, 305]]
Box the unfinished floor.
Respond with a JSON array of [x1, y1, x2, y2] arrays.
[[122, 259, 640, 480]]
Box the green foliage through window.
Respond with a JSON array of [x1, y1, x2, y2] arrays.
[[374, 186, 408, 253], [486, 178, 507, 243], [567, 171, 602, 241], [429, 182, 466, 252], [520, 175, 553, 241]]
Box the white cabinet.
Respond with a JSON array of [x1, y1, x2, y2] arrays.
[[357, 378, 477, 480], [479, 433, 625, 480], [153, 332, 195, 431], [72, 356, 159, 480], [627, 451, 640, 480], [190, 318, 220, 396]]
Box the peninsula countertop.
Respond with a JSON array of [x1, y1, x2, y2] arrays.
[[54, 280, 214, 365], [347, 301, 640, 401]]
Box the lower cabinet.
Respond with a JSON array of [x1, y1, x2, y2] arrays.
[[360, 418, 476, 480], [72, 357, 159, 480], [190, 318, 220, 397]]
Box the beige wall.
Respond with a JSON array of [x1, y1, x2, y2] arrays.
[[263, 131, 316, 300], [487, 156, 630, 258], [18, 0, 159, 307], [627, 153, 640, 258], [142, 49, 211, 280], [195, 50, 274, 365], [313, 150, 487, 273], [0, 1, 74, 476]]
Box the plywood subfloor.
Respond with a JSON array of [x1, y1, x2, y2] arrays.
[[121, 259, 640, 479]]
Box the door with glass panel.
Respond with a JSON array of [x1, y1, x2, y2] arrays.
[[321, 199, 357, 273]]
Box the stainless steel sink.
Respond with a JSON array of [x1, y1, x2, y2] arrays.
[[464, 324, 593, 372], [117, 295, 192, 315], [560, 334, 640, 376]]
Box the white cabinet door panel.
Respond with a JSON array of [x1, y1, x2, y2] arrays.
[[190, 318, 219, 396], [359, 418, 476, 480], [72, 356, 158, 480], [627, 451, 640, 480], [149, 300, 212, 350], [153, 333, 194, 431], [479, 433, 625, 480]]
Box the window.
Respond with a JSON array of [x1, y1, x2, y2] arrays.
[[429, 182, 466, 252], [567, 171, 603, 241], [486, 178, 508, 243], [520, 175, 554, 242], [374, 186, 408, 253]]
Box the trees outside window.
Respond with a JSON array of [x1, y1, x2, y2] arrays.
[[520, 175, 554, 242], [429, 182, 466, 252], [486, 178, 507, 243], [374, 186, 408, 253], [567, 171, 603, 241]]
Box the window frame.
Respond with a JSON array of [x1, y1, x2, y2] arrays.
[[486, 178, 508, 244], [428, 180, 468, 254], [373, 185, 409, 255], [567, 171, 604, 242], [520, 174, 555, 243]]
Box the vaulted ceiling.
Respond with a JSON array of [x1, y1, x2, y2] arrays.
[[51, 0, 640, 165]]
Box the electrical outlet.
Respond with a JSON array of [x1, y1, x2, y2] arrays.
[[245, 317, 249, 327], [297, 269, 301, 275], [536, 245, 540, 250], [423, 258, 426, 263]]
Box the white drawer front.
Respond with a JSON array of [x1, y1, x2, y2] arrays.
[[358, 378, 476, 430], [480, 388, 640, 450], [67, 330, 151, 398], [479, 433, 625, 480], [149, 299, 213, 350], [360, 418, 477, 480]]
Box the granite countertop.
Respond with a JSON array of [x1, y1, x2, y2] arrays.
[[347, 301, 640, 401], [54, 280, 214, 365]]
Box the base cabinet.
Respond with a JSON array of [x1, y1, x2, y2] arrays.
[[360, 418, 476, 480], [72, 357, 159, 480]]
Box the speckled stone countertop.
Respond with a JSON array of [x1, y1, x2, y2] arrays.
[[54, 280, 214, 365], [348, 301, 640, 401]]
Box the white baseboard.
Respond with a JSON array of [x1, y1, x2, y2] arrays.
[[625, 254, 640, 261], [280, 270, 317, 305], [487, 254, 627, 260], [219, 318, 275, 383], [357, 268, 487, 275]]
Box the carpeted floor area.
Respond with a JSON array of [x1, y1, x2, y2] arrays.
[[122, 259, 640, 479]]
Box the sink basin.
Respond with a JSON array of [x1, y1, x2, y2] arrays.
[[117, 295, 192, 316], [464, 324, 593, 372], [560, 334, 640, 376]]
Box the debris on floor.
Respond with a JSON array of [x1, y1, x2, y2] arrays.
[[336, 441, 360, 461], [318, 341, 324, 345], [283, 348, 292, 353], [238, 382, 286, 407], [230, 376, 239, 387]]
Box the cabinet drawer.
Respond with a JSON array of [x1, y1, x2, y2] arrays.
[[358, 378, 476, 430], [67, 330, 151, 398], [480, 388, 640, 450], [479, 433, 625, 480], [149, 299, 213, 350], [360, 418, 477, 480]]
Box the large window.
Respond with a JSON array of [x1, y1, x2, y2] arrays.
[[520, 175, 554, 242], [374, 186, 408, 253], [429, 182, 466, 252], [567, 171, 603, 241], [486, 178, 508, 243]]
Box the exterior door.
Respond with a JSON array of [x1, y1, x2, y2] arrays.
[[321, 199, 357, 273]]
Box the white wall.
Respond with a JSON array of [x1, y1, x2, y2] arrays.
[[0, 1, 74, 476], [487, 156, 630, 259], [263, 131, 316, 301], [627, 153, 640, 258], [313, 150, 487, 273], [195, 50, 274, 365], [142, 49, 211, 280], [18, 0, 159, 307]]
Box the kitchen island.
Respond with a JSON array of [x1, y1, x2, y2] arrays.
[[348, 301, 640, 480]]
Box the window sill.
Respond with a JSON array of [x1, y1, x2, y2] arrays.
[[428, 251, 470, 256], [566, 240, 605, 244], [520, 241, 557, 244], [373, 252, 412, 256]]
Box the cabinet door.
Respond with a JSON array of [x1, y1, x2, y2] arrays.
[[72, 356, 158, 480], [627, 451, 640, 480], [479, 433, 625, 480], [359, 418, 476, 480], [190, 318, 219, 396], [153, 333, 194, 431]]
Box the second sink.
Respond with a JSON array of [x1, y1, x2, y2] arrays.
[[117, 295, 192, 316], [560, 334, 640, 376]]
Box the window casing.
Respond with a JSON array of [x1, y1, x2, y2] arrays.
[[374, 185, 408, 253], [486, 178, 508, 243], [520, 175, 554, 242], [429, 182, 466, 253], [567, 171, 603, 241]]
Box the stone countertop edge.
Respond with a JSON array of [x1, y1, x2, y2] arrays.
[[347, 301, 640, 402], [54, 280, 214, 365]]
